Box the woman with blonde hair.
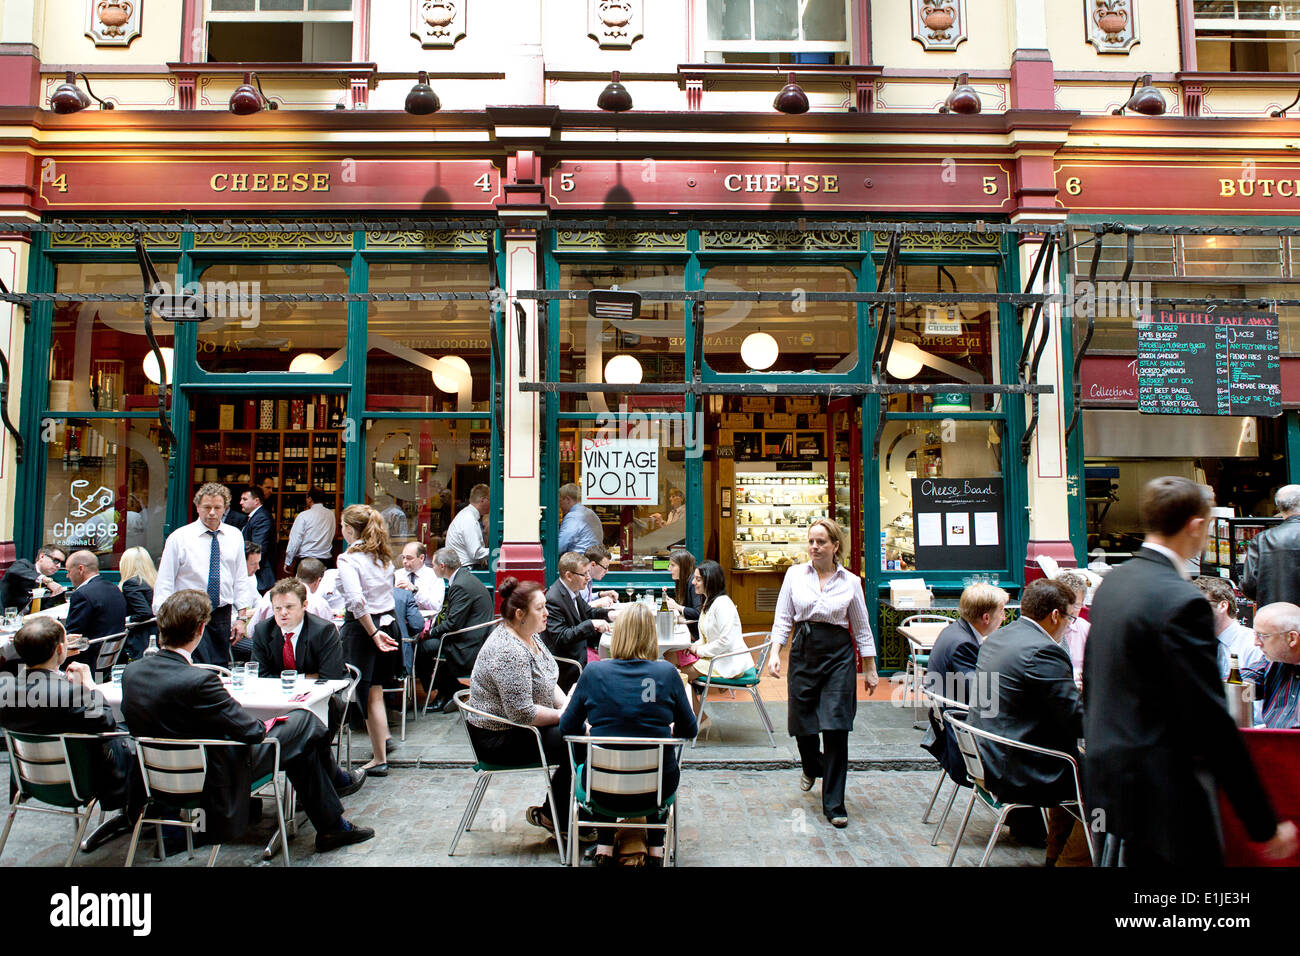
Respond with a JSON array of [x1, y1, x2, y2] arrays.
[[119, 546, 159, 660], [769, 517, 877, 829], [337, 504, 400, 776], [559, 603, 698, 866]]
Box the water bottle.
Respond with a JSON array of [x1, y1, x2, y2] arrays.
[[143, 634, 159, 657]]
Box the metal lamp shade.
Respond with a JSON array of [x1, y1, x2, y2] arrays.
[[942, 74, 982, 115], [773, 73, 809, 114], [50, 72, 92, 114], [405, 71, 441, 115], [597, 71, 633, 112]]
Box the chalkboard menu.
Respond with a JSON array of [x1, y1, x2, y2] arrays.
[[911, 477, 1005, 572], [1137, 309, 1281, 417]]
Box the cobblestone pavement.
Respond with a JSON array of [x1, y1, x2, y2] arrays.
[[0, 766, 1043, 867]]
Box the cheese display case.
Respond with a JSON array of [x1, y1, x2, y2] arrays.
[[730, 466, 829, 570]]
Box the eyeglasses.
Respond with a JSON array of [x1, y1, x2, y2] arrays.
[[1256, 630, 1294, 641]]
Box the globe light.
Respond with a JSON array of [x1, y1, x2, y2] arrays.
[[432, 354, 473, 393], [604, 354, 643, 384], [740, 332, 779, 370], [288, 352, 325, 373], [886, 342, 925, 380], [141, 347, 174, 385]]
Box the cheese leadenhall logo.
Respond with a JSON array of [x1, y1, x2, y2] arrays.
[[49, 887, 151, 936]]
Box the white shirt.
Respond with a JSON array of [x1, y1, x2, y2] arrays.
[[249, 587, 335, 628], [396, 564, 444, 614], [284, 503, 335, 566], [1142, 542, 1192, 581], [446, 504, 488, 566], [153, 519, 257, 613], [695, 595, 754, 678], [770, 562, 875, 657], [336, 549, 396, 618], [1217, 619, 1265, 724], [317, 569, 347, 615]]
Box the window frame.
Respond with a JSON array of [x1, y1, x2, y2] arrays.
[[698, 0, 853, 56]]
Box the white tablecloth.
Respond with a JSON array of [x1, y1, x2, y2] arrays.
[[96, 675, 348, 724], [597, 621, 693, 660], [0, 604, 71, 666]]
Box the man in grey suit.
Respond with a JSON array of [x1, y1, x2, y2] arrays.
[[968, 577, 1085, 862]]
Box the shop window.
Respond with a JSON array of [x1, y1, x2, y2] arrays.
[[557, 263, 686, 415], [195, 262, 349, 374], [365, 419, 491, 555], [43, 419, 171, 572], [366, 261, 492, 413], [702, 264, 857, 375], [702, 0, 851, 62], [557, 420, 687, 572], [1193, 1, 1300, 71], [1071, 232, 1176, 279], [206, 0, 352, 62], [877, 419, 1004, 572], [884, 264, 1000, 411], [1182, 235, 1284, 277]]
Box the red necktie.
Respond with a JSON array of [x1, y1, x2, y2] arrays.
[[282, 632, 296, 670]]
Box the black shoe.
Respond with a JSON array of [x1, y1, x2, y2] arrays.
[[362, 762, 388, 777], [80, 812, 133, 853], [826, 812, 848, 828], [336, 768, 367, 797], [593, 851, 618, 868], [385, 738, 400, 756], [315, 821, 375, 853], [646, 853, 665, 867], [438, 697, 459, 713]]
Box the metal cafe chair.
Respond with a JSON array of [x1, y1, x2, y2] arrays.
[[689, 635, 777, 748], [421, 617, 501, 715], [943, 714, 1095, 867], [899, 614, 952, 722], [449, 689, 567, 864], [193, 663, 232, 678], [335, 663, 362, 773], [84, 630, 129, 683], [0, 729, 128, 866], [128, 736, 291, 868], [563, 734, 686, 867], [922, 691, 970, 847]]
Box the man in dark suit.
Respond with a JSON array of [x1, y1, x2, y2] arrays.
[[541, 551, 612, 690], [62, 551, 127, 674], [123, 589, 373, 853], [1086, 476, 1297, 867], [0, 544, 67, 613], [250, 579, 345, 681], [239, 485, 275, 594], [416, 548, 495, 711], [921, 582, 1008, 786], [0, 616, 133, 815]]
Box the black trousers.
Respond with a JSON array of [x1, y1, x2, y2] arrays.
[[194, 605, 233, 666], [796, 731, 850, 817], [250, 710, 344, 835], [468, 723, 579, 828]]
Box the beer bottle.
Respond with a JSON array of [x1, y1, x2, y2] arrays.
[[1226, 653, 1243, 685]]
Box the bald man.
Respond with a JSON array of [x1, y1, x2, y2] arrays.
[[1242, 602, 1300, 730], [1242, 484, 1300, 608], [63, 550, 127, 673]]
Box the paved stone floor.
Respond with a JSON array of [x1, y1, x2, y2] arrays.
[[0, 763, 1042, 867]]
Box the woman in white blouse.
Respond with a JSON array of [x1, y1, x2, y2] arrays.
[[768, 518, 877, 829], [677, 560, 753, 714], [337, 504, 400, 776]]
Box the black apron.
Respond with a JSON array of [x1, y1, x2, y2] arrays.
[[786, 620, 856, 736]]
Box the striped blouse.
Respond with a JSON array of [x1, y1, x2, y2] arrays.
[[770, 563, 875, 658]]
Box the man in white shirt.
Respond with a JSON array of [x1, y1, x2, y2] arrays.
[[445, 483, 490, 568], [395, 541, 444, 615], [1195, 575, 1265, 723], [283, 487, 336, 572], [317, 567, 347, 617], [153, 482, 257, 666], [249, 556, 335, 627]]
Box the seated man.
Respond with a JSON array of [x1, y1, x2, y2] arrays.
[[249, 557, 333, 627], [0, 617, 133, 815], [1241, 602, 1300, 729], [395, 541, 444, 616], [1196, 576, 1265, 724], [921, 582, 1009, 786], [968, 577, 1088, 866], [0, 544, 67, 613], [416, 548, 494, 712], [581, 545, 618, 610], [123, 590, 373, 853], [232, 542, 264, 663], [62, 550, 128, 674], [542, 551, 612, 690]]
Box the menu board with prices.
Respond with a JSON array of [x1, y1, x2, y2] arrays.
[[1137, 309, 1281, 417]]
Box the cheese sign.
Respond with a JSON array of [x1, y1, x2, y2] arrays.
[[581, 438, 659, 504]]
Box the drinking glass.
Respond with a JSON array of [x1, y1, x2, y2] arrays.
[[4, 607, 16, 626], [64, 634, 89, 654], [231, 663, 245, 689], [990, 573, 1001, 589], [245, 661, 260, 683], [110, 664, 126, 685], [281, 669, 298, 694]]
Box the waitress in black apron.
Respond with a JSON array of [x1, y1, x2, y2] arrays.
[[768, 517, 878, 828]]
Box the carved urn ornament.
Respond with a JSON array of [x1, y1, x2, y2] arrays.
[[86, 0, 142, 47], [1085, 0, 1138, 53], [588, 0, 642, 49], [599, 0, 632, 33], [412, 0, 466, 48], [912, 0, 967, 52]]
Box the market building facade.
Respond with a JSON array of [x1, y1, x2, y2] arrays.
[[3, 0, 1300, 667]]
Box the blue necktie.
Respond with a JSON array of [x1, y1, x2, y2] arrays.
[[206, 530, 222, 607]]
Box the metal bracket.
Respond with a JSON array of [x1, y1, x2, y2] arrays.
[[0, 277, 23, 463], [486, 233, 506, 440], [132, 229, 179, 451], [1020, 233, 1058, 463], [869, 233, 901, 459]]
